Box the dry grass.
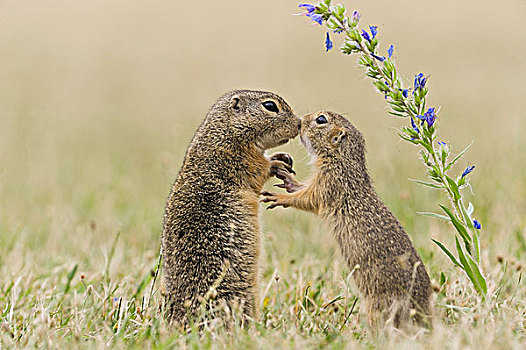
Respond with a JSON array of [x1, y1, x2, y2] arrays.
[[1, 0, 525, 348]]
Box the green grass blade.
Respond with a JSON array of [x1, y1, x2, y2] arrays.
[[516, 229, 526, 253], [105, 231, 121, 282], [64, 264, 78, 295]]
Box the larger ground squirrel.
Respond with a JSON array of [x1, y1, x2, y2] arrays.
[[162, 90, 299, 329], [263, 111, 432, 328]]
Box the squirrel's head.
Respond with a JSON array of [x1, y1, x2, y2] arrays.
[[300, 111, 366, 167], [210, 90, 300, 151]]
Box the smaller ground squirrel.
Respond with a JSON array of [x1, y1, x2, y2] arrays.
[[263, 111, 432, 329], [162, 90, 299, 329]]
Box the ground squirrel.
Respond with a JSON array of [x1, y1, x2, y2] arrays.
[[263, 111, 432, 329], [162, 90, 299, 329]]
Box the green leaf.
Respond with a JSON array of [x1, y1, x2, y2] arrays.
[[460, 201, 475, 231], [370, 37, 379, 51], [408, 103, 418, 114], [472, 224, 480, 264], [455, 235, 482, 294], [402, 126, 419, 138], [432, 239, 462, 268], [440, 148, 448, 167], [439, 205, 471, 251], [391, 105, 406, 113], [384, 60, 394, 72], [455, 236, 487, 295], [445, 175, 461, 201], [422, 123, 433, 140], [419, 140, 434, 154], [347, 30, 361, 42], [410, 179, 443, 189], [466, 254, 487, 295], [420, 150, 430, 164], [417, 211, 451, 221], [415, 92, 421, 105], [445, 141, 473, 171], [459, 201, 478, 261], [388, 111, 406, 118], [398, 133, 419, 144]]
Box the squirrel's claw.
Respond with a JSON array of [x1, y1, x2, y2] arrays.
[[271, 169, 305, 193], [270, 161, 295, 176], [269, 152, 296, 176], [269, 152, 293, 168], [260, 191, 289, 210]]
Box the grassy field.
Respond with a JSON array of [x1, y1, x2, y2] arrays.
[[1, 0, 525, 348]]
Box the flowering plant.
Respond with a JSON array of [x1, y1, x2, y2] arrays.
[[298, 1, 487, 296]]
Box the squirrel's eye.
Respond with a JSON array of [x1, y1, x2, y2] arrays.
[[262, 101, 279, 113], [315, 115, 328, 124]]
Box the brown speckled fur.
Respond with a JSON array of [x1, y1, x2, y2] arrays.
[[263, 111, 433, 329], [162, 90, 299, 329]]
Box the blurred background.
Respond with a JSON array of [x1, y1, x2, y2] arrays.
[[1, 0, 525, 277]]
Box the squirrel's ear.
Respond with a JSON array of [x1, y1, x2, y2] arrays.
[[329, 127, 347, 147], [229, 95, 242, 112]]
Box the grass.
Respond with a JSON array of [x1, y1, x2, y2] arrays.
[[1, 0, 526, 348], [1, 115, 524, 348]]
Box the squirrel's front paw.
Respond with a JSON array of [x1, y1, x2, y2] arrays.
[[269, 152, 295, 176], [260, 191, 290, 210], [268, 152, 304, 193], [269, 152, 294, 168]]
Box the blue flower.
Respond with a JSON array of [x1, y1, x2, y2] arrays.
[[307, 12, 323, 25], [402, 89, 408, 98], [388, 45, 394, 59], [424, 107, 436, 126], [369, 26, 378, 39], [414, 73, 428, 90], [473, 219, 482, 230], [298, 3, 316, 13], [325, 32, 333, 52], [361, 29, 371, 42], [411, 118, 420, 134], [438, 141, 446, 147], [371, 53, 385, 62], [352, 11, 361, 21], [462, 165, 475, 178]]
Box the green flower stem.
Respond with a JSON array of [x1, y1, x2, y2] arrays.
[[301, 0, 487, 296]]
